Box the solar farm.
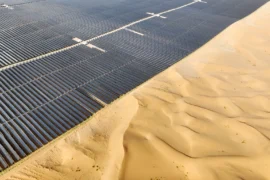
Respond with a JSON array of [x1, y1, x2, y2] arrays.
[[0, 0, 268, 172]]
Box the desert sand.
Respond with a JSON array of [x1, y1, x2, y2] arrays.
[[1, 2, 270, 180]]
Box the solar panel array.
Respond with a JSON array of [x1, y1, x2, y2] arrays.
[[0, 0, 268, 172]]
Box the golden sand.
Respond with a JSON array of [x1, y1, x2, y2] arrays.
[[1, 2, 270, 180]]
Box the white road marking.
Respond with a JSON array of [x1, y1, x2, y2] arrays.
[[0, 4, 14, 9], [124, 28, 144, 36], [0, 4, 8, 8], [0, 0, 202, 72], [146, 12, 167, 19], [158, 0, 203, 16], [86, 43, 106, 53], [73, 37, 106, 52], [194, 0, 207, 3], [72, 37, 82, 43]]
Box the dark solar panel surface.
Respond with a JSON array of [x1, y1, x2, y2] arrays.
[[0, 0, 268, 172]]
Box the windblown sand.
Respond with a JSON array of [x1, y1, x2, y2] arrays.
[[1, 2, 270, 180]]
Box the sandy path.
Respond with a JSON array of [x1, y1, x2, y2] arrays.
[[1, 2, 270, 180]]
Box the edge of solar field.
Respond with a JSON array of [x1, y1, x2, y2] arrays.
[[0, 68, 139, 175]]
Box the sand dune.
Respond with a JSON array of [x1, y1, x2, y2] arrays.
[[1, 2, 270, 180]]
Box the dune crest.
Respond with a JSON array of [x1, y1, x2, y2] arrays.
[[1, 2, 270, 180]]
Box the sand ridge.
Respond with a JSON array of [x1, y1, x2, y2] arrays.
[[1, 2, 270, 180]]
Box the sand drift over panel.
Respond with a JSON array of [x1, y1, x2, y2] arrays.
[[0, 0, 268, 172]]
